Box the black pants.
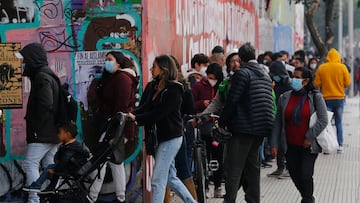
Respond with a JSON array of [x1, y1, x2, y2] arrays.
[[205, 134, 224, 189], [223, 135, 263, 203], [276, 148, 286, 170], [286, 144, 318, 203]]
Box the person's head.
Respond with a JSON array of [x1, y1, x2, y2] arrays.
[[238, 42, 256, 63], [57, 122, 78, 143], [308, 58, 318, 70], [291, 67, 314, 92], [206, 63, 224, 87], [272, 52, 285, 62], [263, 51, 273, 65], [190, 53, 210, 72], [292, 57, 305, 68], [152, 55, 178, 82], [16, 43, 48, 78], [225, 49, 241, 74], [105, 51, 134, 74], [294, 50, 305, 61], [211, 46, 225, 66], [269, 61, 288, 83], [280, 50, 290, 63]]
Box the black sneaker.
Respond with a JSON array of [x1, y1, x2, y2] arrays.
[[23, 182, 41, 192], [267, 169, 283, 177]]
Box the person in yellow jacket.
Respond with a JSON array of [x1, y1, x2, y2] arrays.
[[314, 48, 351, 153]]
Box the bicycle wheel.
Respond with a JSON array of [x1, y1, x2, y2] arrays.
[[194, 146, 206, 203]]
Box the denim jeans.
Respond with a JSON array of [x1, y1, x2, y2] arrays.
[[152, 136, 196, 203], [325, 99, 345, 146], [23, 143, 58, 203], [286, 144, 318, 203], [175, 135, 192, 180]]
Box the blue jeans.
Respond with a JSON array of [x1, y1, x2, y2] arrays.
[[35, 164, 58, 190], [325, 99, 345, 146], [152, 136, 196, 203], [23, 143, 58, 203], [175, 135, 192, 180]]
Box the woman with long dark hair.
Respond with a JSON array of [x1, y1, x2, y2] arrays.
[[128, 55, 196, 203], [88, 51, 138, 203], [271, 67, 328, 203]]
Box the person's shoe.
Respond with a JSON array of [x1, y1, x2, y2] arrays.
[[277, 169, 290, 179], [22, 182, 41, 192], [86, 195, 95, 203], [261, 161, 272, 168], [267, 168, 283, 177], [214, 188, 223, 198], [337, 146, 344, 154]]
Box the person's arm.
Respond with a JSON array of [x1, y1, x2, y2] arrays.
[[191, 83, 206, 112], [112, 73, 133, 113], [219, 70, 248, 127], [306, 93, 328, 143], [269, 94, 285, 157], [134, 86, 182, 126], [132, 83, 152, 115], [343, 65, 351, 88], [33, 74, 56, 130], [313, 67, 322, 88], [201, 90, 223, 115]]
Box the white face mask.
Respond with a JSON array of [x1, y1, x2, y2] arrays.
[[208, 79, 218, 87], [200, 67, 207, 76], [310, 64, 317, 70]]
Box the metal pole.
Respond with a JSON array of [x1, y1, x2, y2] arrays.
[[338, 0, 343, 55], [348, 0, 354, 97]]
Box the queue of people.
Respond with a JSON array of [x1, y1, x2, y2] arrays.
[[17, 42, 351, 203]]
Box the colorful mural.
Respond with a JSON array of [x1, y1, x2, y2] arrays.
[[0, 0, 143, 202]]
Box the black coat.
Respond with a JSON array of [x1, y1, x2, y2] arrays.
[[219, 61, 274, 137], [21, 43, 60, 144], [133, 80, 184, 143]]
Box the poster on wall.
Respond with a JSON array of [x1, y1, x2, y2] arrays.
[[75, 50, 107, 111], [0, 43, 22, 109]]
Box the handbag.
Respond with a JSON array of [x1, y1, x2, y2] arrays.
[[144, 124, 158, 156], [309, 111, 338, 153]]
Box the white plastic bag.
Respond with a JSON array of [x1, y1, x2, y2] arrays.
[[309, 111, 339, 153]]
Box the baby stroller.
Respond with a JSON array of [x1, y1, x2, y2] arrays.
[[39, 112, 127, 203]]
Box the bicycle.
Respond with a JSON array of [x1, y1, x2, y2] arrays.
[[186, 113, 222, 203]]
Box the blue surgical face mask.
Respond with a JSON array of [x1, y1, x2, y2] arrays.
[[105, 61, 116, 73], [273, 75, 281, 82], [291, 78, 303, 91]]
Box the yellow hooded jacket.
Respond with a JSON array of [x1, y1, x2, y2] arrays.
[[314, 48, 351, 100]]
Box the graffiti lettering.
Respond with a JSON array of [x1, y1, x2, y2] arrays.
[[0, 0, 35, 24], [39, 29, 80, 52], [37, 0, 64, 20]]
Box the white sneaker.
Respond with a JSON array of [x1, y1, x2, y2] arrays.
[[337, 146, 344, 153]]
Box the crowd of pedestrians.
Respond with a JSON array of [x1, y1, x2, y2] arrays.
[[17, 42, 351, 203]]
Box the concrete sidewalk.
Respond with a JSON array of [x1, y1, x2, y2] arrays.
[[174, 96, 360, 203]]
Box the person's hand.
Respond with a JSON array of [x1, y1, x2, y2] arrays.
[[303, 138, 311, 148], [190, 119, 198, 128], [127, 113, 136, 121], [271, 147, 278, 158], [204, 100, 211, 107], [48, 169, 55, 175]]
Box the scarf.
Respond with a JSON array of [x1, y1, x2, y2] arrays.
[[290, 89, 308, 126]]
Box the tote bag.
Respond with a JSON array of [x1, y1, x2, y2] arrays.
[[309, 111, 338, 153]]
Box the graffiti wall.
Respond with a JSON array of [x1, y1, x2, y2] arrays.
[[0, 0, 143, 201], [0, 0, 304, 201]]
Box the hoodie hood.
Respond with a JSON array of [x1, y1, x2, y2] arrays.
[[269, 61, 289, 79], [326, 48, 341, 63], [20, 43, 49, 77]]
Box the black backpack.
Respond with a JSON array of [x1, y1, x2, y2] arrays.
[[56, 83, 78, 123]]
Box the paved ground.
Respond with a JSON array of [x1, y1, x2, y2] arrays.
[[173, 96, 360, 203]]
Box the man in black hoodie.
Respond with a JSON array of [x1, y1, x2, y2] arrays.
[[268, 61, 292, 179], [16, 43, 60, 203], [219, 43, 274, 203]]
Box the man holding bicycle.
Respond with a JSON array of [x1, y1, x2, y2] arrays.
[[219, 43, 274, 203]]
